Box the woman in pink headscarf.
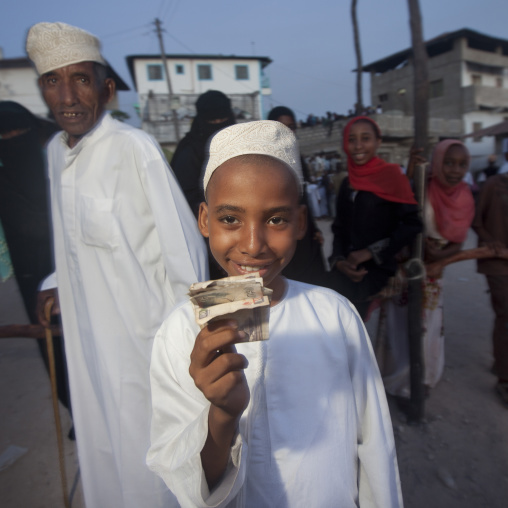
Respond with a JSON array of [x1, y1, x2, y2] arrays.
[[377, 140, 475, 397], [422, 140, 475, 386]]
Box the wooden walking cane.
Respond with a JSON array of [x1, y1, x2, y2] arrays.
[[44, 297, 70, 508], [0, 302, 69, 508]]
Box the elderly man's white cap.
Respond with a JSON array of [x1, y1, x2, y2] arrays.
[[26, 22, 106, 75], [203, 120, 303, 194]]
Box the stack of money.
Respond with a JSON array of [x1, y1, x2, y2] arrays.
[[189, 273, 273, 342]]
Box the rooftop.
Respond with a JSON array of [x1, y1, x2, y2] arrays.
[[0, 56, 130, 91], [362, 28, 508, 74], [126, 53, 272, 91]]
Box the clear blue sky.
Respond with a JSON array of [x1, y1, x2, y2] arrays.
[[2, 0, 508, 124]]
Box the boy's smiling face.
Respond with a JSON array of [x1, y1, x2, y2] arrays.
[[199, 155, 307, 304]]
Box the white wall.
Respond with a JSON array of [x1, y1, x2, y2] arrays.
[[134, 58, 262, 96], [0, 67, 48, 116], [463, 111, 507, 171], [0, 66, 121, 118]]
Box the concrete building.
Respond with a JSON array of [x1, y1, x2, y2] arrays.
[[0, 51, 129, 119], [363, 28, 508, 170], [126, 53, 272, 147], [296, 114, 462, 169]]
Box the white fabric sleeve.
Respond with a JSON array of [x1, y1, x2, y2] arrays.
[[147, 308, 247, 507], [39, 272, 57, 291], [344, 301, 404, 508], [132, 133, 209, 300]]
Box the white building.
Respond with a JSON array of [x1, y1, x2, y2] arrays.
[[126, 53, 272, 146], [0, 56, 48, 116], [363, 29, 508, 170], [0, 53, 129, 119]]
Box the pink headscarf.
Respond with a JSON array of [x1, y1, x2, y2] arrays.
[[428, 139, 475, 243]]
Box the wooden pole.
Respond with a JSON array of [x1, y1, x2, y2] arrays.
[[44, 298, 70, 508], [351, 0, 363, 115], [406, 0, 429, 424], [0, 304, 68, 507], [154, 18, 181, 143], [406, 163, 426, 424], [0, 324, 61, 339]]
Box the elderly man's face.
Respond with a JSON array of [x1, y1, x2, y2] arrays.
[[39, 61, 114, 148]]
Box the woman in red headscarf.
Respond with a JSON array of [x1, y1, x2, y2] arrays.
[[377, 139, 475, 397], [329, 116, 422, 319]]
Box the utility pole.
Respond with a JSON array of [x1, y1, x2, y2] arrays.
[[351, 0, 363, 115], [153, 18, 180, 143], [406, 0, 429, 425]]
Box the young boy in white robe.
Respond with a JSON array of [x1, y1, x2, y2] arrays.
[[147, 121, 403, 508]]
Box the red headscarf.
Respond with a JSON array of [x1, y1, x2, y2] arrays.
[[343, 116, 417, 205], [427, 139, 475, 243]]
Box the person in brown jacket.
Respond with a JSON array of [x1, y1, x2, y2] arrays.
[[473, 172, 508, 407]]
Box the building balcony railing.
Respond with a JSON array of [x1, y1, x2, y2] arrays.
[[462, 85, 508, 113]]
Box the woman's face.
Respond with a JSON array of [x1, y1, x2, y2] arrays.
[[346, 121, 381, 166], [441, 144, 469, 186], [275, 114, 296, 132]]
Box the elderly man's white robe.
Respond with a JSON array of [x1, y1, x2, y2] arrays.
[[46, 114, 207, 508]]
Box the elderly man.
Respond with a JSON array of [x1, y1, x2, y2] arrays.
[[27, 22, 207, 507]]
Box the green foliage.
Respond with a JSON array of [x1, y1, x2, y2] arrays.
[[162, 147, 173, 163], [110, 110, 130, 122]]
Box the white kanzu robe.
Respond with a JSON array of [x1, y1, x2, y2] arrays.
[[148, 279, 403, 508], [46, 114, 208, 508]]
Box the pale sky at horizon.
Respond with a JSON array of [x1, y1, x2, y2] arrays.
[[2, 0, 508, 124]]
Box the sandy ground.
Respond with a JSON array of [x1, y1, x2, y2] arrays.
[[0, 277, 85, 508], [0, 225, 507, 507]]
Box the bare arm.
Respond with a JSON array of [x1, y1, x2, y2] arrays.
[[424, 238, 462, 263], [189, 320, 249, 489]]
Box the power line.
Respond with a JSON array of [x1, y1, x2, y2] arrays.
[[101, 24, 150, 40], [274, 63, 352, 89], [157, 0, 167, 19], [162, 0, 180, 25]]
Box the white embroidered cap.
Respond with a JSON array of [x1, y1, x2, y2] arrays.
[[26, 22, 106, 75], [203, 120, 303, 194]]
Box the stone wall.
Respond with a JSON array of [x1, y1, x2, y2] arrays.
[[295, 114, 463, 163]]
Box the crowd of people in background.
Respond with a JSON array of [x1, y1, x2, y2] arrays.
[[294, 104, 383, 129]]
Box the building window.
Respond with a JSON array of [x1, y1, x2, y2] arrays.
[[429, 79, 444, 98], [473, 122, 483, 142], [496, 77, 503, 88], [472, 74, 482, 86], [147, 64, 163, 81], [175, 64, 184, 75], [235, 65, 249, 80], [378, 93, 388, 102], [197, 64, 212, 80]]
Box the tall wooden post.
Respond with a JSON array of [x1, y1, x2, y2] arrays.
[[351, 0, 363, 115], [154, 18, 181, 143], [406, 0, 429, 424]]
